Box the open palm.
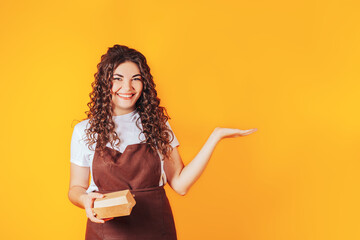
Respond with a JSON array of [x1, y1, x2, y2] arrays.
[[214, 127, 258, 139]]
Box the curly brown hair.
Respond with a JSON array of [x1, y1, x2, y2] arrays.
[[80, 44, 176, 161]]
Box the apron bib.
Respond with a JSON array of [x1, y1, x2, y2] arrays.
[[85, 143, 177, 240]]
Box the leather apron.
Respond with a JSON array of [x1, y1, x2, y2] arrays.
[[85, 143, 177, 240]]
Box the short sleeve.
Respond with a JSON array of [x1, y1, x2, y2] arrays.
[[165, 121, 180, 148], [70, 123, 90, 167]]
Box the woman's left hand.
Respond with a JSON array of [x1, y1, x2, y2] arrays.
[[213, 127, 258, 140]]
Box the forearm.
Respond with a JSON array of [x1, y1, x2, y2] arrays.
[[175, 130, 220, 194], [68, 185, 87, 209]]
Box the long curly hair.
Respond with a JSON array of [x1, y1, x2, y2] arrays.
[[81, 44, 176, 161]]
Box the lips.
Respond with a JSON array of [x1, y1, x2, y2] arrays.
[[116, 93, 135, 99]]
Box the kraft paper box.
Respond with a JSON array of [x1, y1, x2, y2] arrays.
[[92, 189, 136, 219]]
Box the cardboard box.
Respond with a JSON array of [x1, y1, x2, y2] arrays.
[[92, 189, 136, 219]]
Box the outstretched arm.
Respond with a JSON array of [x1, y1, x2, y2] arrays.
[[164, 127, 257, 196]]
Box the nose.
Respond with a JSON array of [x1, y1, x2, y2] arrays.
[[122, 79, 132, 91]]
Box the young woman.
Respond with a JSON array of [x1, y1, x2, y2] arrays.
[[68, 44, 257, 240]]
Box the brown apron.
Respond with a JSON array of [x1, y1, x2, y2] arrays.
[[85, 143, 177, 240]]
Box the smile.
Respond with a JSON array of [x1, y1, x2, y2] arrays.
[[117, 93, 135, 100]]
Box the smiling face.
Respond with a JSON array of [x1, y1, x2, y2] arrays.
[[110, 61, 144, 116]]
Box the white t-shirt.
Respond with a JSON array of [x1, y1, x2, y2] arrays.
[[70, 109, 180, 193]]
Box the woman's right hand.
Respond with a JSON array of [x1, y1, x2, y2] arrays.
[[80, 192, 114, 223]]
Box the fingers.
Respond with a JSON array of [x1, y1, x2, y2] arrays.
[[88, 192, 105, 200], [218, 127, 258, 139], [88, 213, 113, 223], [240, 128, 258, 135], [86, 209, 105, 223], [103, 217, 114, 222], [84, 192, 107, 223], [229, 128, 258, 136]]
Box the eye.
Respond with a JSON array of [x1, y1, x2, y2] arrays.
[[113, 77, 122, 81], [133, 78, 141, 81]]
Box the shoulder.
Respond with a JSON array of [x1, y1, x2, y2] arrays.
[[73, 119, 91, 138], [165, 120, 174, 130], [71, 119, 96, 153]]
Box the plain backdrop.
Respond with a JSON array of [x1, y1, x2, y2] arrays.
[[0, 1, 359, 239]]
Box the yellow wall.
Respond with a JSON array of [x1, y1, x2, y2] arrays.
[[1, 1, 359, 239]]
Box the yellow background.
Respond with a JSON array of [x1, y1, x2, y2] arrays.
[[1, 1, 359, 239]]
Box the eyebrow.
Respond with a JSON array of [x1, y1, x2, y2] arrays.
[[113, 74, 141, 78]]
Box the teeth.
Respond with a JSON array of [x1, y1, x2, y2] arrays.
[[117, 94, 134, 98]]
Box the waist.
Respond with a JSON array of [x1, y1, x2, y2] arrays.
[[130, 185, 164, 192], [96, 185, 164, 194]]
